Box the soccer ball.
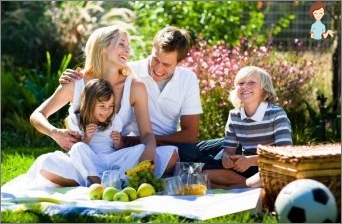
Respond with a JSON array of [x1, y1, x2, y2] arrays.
[[275, 179, 337, 223]]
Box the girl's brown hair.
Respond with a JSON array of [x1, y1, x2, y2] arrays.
[[77, 79, 115, 132]]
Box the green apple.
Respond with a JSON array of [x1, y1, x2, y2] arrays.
[[88, 183, 104, 200], [113, 191, 129, 202], [137, 183, 155, 198], [103, 186, 120, 201], [122, 186, 138, 201]]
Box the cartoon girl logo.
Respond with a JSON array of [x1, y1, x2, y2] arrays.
[[309, 0, 334, 40]]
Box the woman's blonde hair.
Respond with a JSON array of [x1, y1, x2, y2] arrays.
[[83, 25, 131, 78], [229, 66, 277, 108]]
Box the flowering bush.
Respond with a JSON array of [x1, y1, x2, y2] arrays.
[[179, 40, 316, 141]]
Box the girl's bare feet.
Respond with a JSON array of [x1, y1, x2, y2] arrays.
[[88, 176, 101, 184]]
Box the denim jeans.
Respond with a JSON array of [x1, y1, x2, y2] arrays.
[[194, 138, 257, 176], [160, 142, 202, 162], [163, 141, 224, 170], [160, 138, 257, 177], [166, 138, 224, 163], [196, 137, 225, 157]]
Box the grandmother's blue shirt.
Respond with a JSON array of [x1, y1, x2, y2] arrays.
[[311, 21, 326, 40]]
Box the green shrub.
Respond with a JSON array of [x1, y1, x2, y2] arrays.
[[1, 2, 57, 70], [1, 1, 137, 71], [1, 52, 71, 147], [129, 1, 295, 58]]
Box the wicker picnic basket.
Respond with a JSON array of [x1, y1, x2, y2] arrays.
[[257, 143, 341, 214]]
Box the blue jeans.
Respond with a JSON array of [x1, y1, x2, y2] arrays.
[[160, 142, 202, 162], [194, 138, 224, 170], [196, 137, 225, 157], [163, 141, 223, 170], [160, 138, 225, 169], [167, 138, 224, 162], [167, 139, 258, 178]]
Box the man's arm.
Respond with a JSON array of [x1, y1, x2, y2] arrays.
[[155, 114, 200, 145], [59, 69, 83, 84], [123, 114, 200, 146]]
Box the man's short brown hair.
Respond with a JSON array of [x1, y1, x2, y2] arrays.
[[152, 26, 191, 63]]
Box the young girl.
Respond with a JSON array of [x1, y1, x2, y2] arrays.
[[205, 66, 293, 189], [66, 78, 145, 186]]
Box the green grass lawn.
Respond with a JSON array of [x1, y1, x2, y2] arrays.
[[1, 146, 278, 223]]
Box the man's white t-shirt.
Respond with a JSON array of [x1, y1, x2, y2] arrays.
[[127, 57, 203, 136]]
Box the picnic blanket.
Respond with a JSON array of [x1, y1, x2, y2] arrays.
[[1, 174, 262, 220]]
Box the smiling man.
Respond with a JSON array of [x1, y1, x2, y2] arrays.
[[126, 26, 204, 163]]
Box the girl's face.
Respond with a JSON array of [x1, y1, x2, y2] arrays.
[[104, 33, 130, 68], [93, 95, 115, 124], [313, 7, 324, 21], [236, 74, 263, 105]]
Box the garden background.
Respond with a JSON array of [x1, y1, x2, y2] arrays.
[[1, 1, 341, 222]]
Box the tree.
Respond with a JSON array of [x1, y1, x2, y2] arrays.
[[328, 1, 341, 114], [1, 1, 136, 71]]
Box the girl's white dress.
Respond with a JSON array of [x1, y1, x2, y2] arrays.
[[23, 76, 177, 188]]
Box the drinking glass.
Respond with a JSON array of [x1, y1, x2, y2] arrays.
[[201, 173, 212, 194], [183, 173, 209, 196], [101, 170, 121, 189], [174, 162, 205, 176], [163, 176, 184, 195]]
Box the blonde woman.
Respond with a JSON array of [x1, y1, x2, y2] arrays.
[[28, 25, 177, 187]]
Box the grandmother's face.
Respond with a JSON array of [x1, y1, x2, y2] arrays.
[[313, 7, 324, 21]]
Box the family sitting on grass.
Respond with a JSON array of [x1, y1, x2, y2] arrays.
[[27, 25, 293, 191]]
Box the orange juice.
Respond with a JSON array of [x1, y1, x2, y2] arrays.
[[182, 184, 207, 195]]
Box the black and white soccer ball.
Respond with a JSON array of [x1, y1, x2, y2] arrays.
[[275, 179, 337, 223]]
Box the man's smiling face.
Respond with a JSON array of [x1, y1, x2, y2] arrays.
[[149, 46, 178, 82]]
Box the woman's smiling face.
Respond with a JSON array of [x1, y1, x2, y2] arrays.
[[313, 7, 324, 21], [104, 33, 131, 68]]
